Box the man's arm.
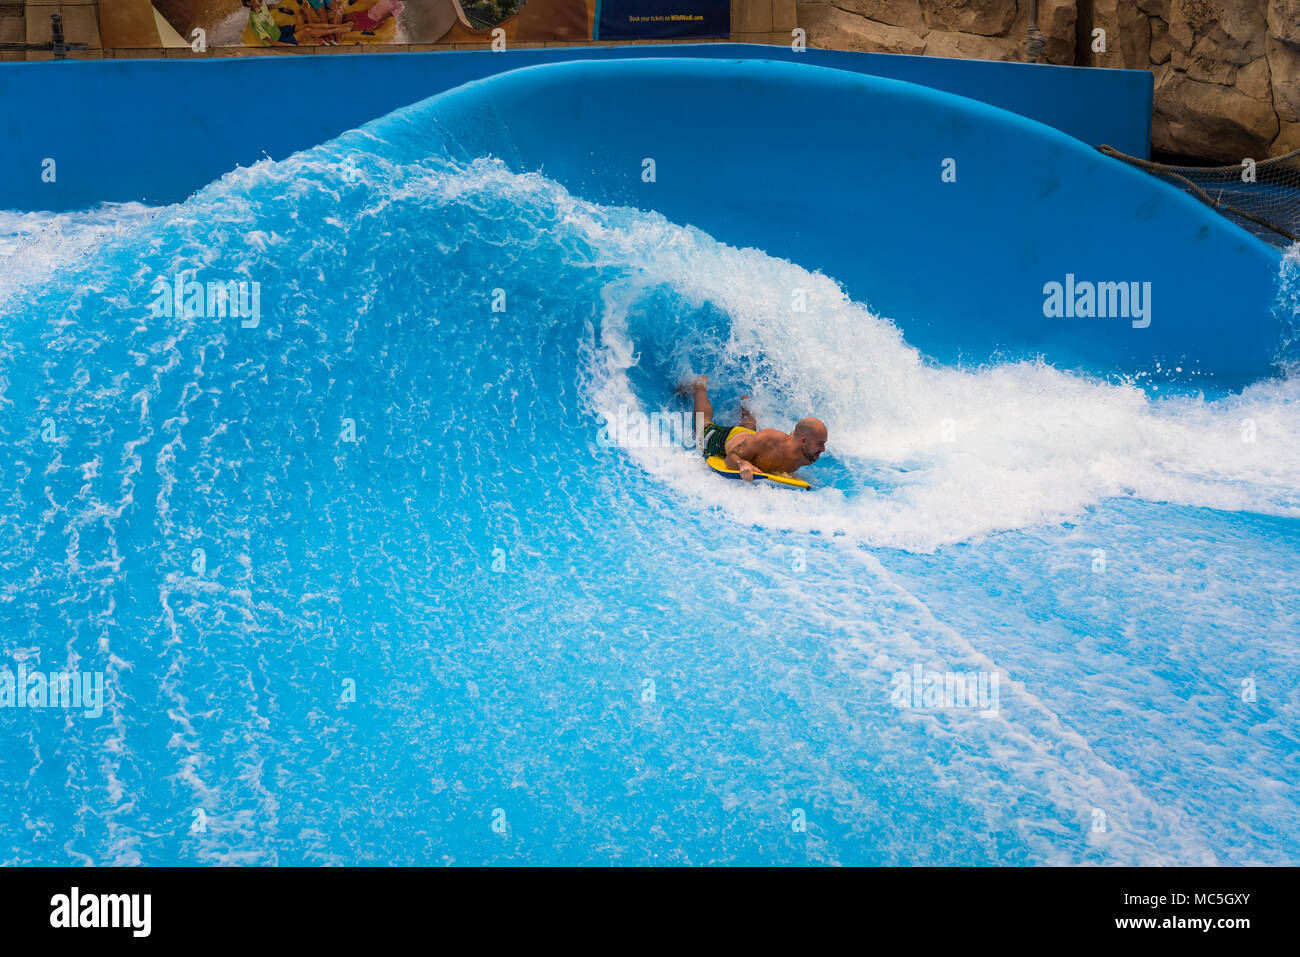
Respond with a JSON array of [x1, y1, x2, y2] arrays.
[[724, 431, 778, 481]]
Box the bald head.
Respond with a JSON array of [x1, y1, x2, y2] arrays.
[[794, 417, 827, 440], [792, 417, 828, 463]]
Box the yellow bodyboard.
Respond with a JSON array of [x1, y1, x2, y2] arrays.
[[705, 456, 810, 490]]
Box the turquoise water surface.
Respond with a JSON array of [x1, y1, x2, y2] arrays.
[[1, 97, 1298, 865]]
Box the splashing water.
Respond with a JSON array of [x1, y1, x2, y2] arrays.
[[0, 104, 1297, 865]]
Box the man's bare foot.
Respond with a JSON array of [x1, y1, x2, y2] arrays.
[[675, 374, 707, 397]]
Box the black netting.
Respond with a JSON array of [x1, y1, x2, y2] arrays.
[[1099, 145, 1300, 247]]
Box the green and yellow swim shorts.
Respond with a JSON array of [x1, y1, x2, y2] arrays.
[[701, 423, 755, 459]]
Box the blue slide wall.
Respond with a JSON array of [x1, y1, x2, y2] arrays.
[[390, 57, 1278, 384], [0, 44, 1151, 213], [0, 47, 1278, 384]]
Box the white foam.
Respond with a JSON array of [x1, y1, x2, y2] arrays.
[[0, 204, 164, 308], [563, 190, 1300, 551]]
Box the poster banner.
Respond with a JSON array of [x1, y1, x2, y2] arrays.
[[97, 0, 417, 49], [595, 0, 729, 41], [98, 1, 500, 51]]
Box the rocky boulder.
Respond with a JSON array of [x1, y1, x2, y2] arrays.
[[798, 0, 1300, 160]]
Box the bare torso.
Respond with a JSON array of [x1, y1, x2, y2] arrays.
[[725, 429, 809, 477]]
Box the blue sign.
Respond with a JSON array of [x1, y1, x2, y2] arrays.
[[596, 0, 730, 40]]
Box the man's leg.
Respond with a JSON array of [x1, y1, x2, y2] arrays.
[[692, 376, 713, 447], [738, 394, 757, 431]]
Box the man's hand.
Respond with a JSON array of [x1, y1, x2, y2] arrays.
[[725, 445, 761, 482]]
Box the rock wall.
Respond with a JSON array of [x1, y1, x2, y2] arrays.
[[798, 0, 1300, 161], [799, 0, 1076, 64]]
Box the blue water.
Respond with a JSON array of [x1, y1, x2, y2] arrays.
[[1, 100, 1298, 865]]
